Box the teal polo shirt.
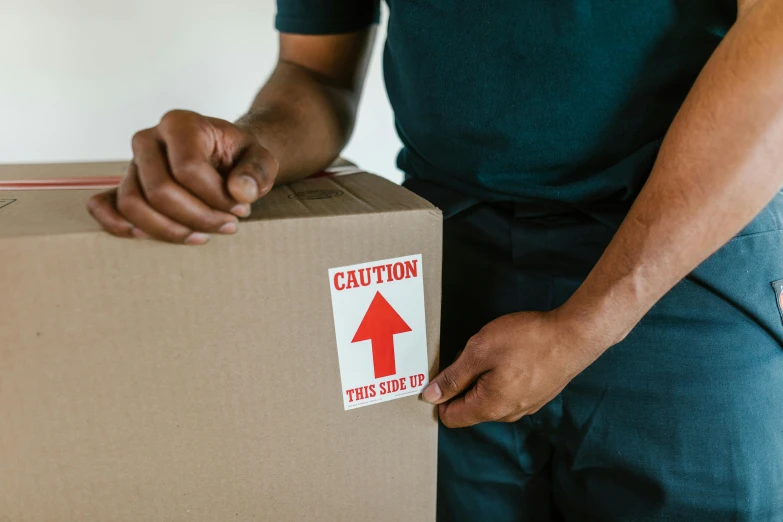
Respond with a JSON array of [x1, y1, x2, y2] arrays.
[[276, 1, 736, 210]]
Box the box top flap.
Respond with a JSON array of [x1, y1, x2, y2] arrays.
[[0, 161, 129, 182], [0, 162, 439, 239]]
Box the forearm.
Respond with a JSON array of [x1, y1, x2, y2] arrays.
[[560, 0, 783, 349], [235, 64, 355, 183], [236, 30, 375, 184]]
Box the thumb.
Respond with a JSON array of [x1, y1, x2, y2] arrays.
[[422, 349, 484, 405], [226, 142, 279, 204]]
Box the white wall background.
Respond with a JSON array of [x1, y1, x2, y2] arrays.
[[0, 0, 403, 183]]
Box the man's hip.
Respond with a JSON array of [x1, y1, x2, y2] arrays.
[[433, 195, 783, 521]]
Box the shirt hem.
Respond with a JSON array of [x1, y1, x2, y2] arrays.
[[275, 14, 378, 35]]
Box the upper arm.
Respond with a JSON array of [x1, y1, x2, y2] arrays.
[[275, 0, 380, 93]]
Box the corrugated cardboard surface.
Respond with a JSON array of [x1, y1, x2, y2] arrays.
[[0, 161, 128, 181], [0, 161, 433, 238], [0, 163, 442, 521]]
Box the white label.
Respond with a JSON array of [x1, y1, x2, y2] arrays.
[[328, 254, 429, 410]]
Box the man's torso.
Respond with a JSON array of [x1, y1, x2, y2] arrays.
[[277, 0, 737, 209]]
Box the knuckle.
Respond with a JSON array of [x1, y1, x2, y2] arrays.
[[116, 193, 139, 217], [86, 194, 102, 212], [191, 210, 223, 231], [465, 332, 490, 363], [131, 129, 154, 153], [254, 143, 276, 164], [86, 200, 111, 225], [467, 329, 488, 349], [473, 388, 505, 422], [160, 109, 189, 127], [481, 400, 507, 422], [489, 405, 510, 422], [160, 228, 189, 244], [257, 147, 280, 178], [440, 416, 458, 429], [471, 380, 489, 402], [242, 145, 279, 183], [501, 412, 525, 423], [440, 367, 461, 393], [170, 160, 202, 184], [145, 183, 175, 208], [106, 223, 131, 237]]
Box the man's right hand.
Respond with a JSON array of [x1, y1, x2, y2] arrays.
[[87, 109, 278, 244], [88, 28, 376, 244]]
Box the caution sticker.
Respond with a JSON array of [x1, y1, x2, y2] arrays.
[[328, 254, 429, 410]]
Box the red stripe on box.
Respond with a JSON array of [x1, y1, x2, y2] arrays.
[[0, 167, 356, 192]]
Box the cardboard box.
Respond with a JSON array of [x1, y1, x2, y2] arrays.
[[0, 162, 442, 521]]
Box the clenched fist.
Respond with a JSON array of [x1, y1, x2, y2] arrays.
[[88, 110, 278, 244]]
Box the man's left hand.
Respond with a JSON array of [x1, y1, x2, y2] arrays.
[[422, 310, 606, 428]]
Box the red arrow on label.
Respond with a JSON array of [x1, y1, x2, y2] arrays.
[[351, 291, 412, 379]]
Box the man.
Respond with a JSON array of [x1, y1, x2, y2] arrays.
[[88, 0, 783, 519]]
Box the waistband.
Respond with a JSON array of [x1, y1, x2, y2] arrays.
[[403, 177, 630, 228]]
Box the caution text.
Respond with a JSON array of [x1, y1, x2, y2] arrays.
[[333, 260, 418, 291]]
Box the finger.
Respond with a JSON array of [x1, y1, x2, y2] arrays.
[[132, 129, 239, 234], [439, 383, 495, 429], [157, 115, 248, 217], [86, 189, 138, 238], [421, 340, 487, 405], [226, 142, 279, 204], [116, 163, 207, 245]]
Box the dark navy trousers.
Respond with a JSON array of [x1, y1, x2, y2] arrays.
[[424, 190, 783, 521]]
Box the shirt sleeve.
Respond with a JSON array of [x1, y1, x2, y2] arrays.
[[275, 0, 381, 35]]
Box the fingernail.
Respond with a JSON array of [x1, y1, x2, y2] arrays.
[[218, 222, 237, 235], [230, 204, 251, 218], [422, 382, 441, 404], [131, 227, 149, 239], [184, 232, 210, 245], [238, 176, 258, 200]]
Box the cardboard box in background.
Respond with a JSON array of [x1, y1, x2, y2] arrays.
[[0, 162, 442, 521]]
